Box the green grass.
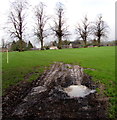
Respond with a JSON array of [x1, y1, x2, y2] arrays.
[[2, 46, 116, 118]]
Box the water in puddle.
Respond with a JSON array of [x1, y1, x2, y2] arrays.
[[64, 85, 96, 98]]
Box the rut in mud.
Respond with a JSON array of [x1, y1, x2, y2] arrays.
[[2, 62, 109, 120]]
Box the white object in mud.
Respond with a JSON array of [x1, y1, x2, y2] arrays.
[[64, 85, 96, 98], [31, 86, 47, 95]]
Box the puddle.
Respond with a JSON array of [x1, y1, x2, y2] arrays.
[[63, 85, 96, 98]]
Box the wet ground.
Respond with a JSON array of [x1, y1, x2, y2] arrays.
[[2, 63, 109, 120]]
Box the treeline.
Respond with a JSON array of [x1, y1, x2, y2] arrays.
[[11, 40, 33, 51], [4, 0, 111, 51]]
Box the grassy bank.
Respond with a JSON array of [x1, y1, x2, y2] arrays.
[[2, 46, 116, 118]]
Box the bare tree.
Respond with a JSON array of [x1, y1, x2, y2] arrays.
[[8, 0, 27, 51], [34, 2, 49, 50], [93, 15, 109, 47], [76, 16, 91, 47], [52, 2, 69, 49]]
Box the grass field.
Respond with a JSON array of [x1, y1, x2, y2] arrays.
[[2, 46, 116, 118]]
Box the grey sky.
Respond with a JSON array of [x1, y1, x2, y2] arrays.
[[0, 0, 116, 47]]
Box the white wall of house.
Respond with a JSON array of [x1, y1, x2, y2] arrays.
[[50, 46, 58, 50]]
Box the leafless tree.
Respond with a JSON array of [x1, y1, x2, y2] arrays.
[[8, 0, 28, 51], [76, 15, 91, 47], [52, 2, 69, 49], [34, 2, 49, 50], [93, 15, 109, 47]]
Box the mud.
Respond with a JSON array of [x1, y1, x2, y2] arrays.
[[2, 63, 109, 120]]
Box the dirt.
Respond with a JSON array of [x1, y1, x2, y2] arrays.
[[2, 62, 109, 120]]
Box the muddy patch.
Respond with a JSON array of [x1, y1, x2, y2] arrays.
[[2, 62, 109, 120]]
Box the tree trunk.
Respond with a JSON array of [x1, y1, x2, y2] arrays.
[[40, 39, 44, 50], [98, 37, 101, 47], [19, 39, 23, 52], [58, 36, 62, 49], [84, 37, 87, 47]]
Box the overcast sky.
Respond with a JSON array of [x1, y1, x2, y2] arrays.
[[0, 0, 116, 47]]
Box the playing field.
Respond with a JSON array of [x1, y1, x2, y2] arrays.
[[2, 46, 116, 118]]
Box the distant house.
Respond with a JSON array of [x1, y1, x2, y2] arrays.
[[88, 45, 94, 48], [50, 46, 58, 50], [3, 48, 8, 52], [0, 48, 4, 52], [62, 44, 72, 49], [0, 48, 11, 52], [30, 48, 40, 50], [70, 41, 82, 48]]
